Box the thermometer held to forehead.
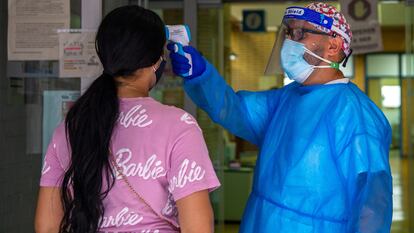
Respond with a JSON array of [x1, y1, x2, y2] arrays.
[[165, 25, 193, 77]]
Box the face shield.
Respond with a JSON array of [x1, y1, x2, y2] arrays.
[[264, 7, 351, 76]]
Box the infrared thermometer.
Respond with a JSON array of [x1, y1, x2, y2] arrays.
[[165, 25, 192, 77]]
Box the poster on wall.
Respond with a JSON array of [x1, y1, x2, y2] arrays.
[[340, 0, 383, 54], [58, 29, 103, 78], [42, 90, 79, 156], [7, 0, 70, 60]]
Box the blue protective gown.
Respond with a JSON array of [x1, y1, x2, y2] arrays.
[[183, 62, 393, 233]]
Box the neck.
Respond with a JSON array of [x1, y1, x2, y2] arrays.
[[117, 84, 150, 98], [302, 68, 345, 86]]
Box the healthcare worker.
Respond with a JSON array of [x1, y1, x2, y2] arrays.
[[168, 2, 393, 233]]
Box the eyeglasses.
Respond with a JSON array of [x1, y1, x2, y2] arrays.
[[285, 27, 336, 41]]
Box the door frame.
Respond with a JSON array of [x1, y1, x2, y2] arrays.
[[364, 52, 404, 157]]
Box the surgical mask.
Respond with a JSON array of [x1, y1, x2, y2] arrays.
[[280, 39, 339, 83]]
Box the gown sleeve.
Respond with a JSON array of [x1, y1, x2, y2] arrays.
[[183, 60, 280, 146], [338, 133, 393, 233]]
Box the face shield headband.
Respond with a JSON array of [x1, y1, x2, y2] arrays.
[[283, 7, 351, 45], [264, 7, 352, 76]]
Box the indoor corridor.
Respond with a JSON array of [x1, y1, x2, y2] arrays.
[[1, 1, 414, 232]]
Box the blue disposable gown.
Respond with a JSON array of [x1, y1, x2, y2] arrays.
[[183, 62, 393, 233]]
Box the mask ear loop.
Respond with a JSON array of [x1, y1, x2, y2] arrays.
[[342, 49, 353, 68], [152, 56, 164, 72], [303, 47, 340, 70]]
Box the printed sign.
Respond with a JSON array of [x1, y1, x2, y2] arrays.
[[243, 10, 266, 32], [59, 30, 102, 78], [8, 0, 70, 60], [340, 0, 383, 54]]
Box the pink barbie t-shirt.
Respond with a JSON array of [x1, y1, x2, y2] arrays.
[[40, 97, 221, 233]]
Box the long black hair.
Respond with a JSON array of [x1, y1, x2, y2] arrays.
[[60, 6, 166, 233]]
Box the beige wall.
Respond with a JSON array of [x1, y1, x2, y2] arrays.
[[353, 55, 365, 91], [401, 79, 414, 157], [230, 30, 276, 91]]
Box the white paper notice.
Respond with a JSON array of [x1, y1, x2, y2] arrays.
[[350, 22, 383, 55], [58, 30, 102, 78], [8, 0, 70, 60]]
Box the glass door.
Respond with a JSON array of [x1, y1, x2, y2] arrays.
[[0, 1, 82, 231], [366, 53, 404, 232], [196, 5, 226, 233], [366, 54, 401, 152]]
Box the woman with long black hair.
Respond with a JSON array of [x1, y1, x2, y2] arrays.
[[35, 6, 220, 233]]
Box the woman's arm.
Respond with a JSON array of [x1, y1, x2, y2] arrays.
[[176, 190, 214, 233], [35, 187, 64, 233]]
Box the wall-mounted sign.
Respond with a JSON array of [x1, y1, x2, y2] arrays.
[[242, 10, 266, 32], [8, 0, 70, 60], [348, 0, 372, 21], [58, 29, 102, 78], [341, 0, 383, 54]]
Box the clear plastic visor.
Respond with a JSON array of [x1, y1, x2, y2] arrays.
[[264, 19, 332, 75]]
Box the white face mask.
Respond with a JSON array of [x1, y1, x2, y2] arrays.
[[280, 39, 339, 83]]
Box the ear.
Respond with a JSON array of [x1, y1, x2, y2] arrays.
[[327, 37, 343, 60]]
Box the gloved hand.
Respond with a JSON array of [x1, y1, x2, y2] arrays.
[[167, 43, 206, 79]]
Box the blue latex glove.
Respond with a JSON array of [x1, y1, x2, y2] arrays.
[[167, 43, 206, 79]]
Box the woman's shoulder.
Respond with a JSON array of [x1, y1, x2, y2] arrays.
[[118, 98, 202, 133], [160, 104, 200, 128], [155, 103, 202, 135], [53, 122, 67, 141]]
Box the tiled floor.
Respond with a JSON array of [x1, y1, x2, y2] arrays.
[[218, 150, 414, 233], [389, 150, 414, 233]]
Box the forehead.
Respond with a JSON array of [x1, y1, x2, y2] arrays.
[[284, 19, 321, 31]]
